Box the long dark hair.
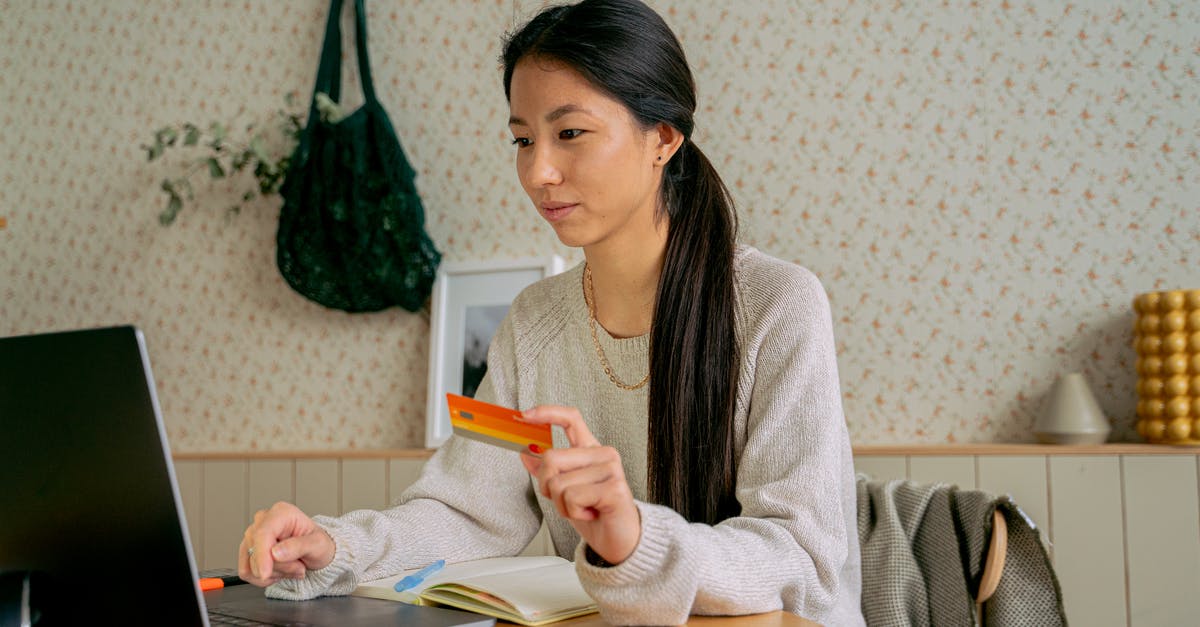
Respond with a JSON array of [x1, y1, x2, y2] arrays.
[[502, 0, 740, 526]]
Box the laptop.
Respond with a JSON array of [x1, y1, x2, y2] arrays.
[[0, 326, 494, 626]]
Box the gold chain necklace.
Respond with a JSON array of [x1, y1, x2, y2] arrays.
[[583, 264, 650, 391]]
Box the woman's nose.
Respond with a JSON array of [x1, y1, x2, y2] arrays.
[[524, 145, 563, 188]]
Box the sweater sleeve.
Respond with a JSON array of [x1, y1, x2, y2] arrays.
[[574, 264, 853, 625], [266, 310, 542, 600]]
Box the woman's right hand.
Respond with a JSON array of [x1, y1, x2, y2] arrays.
[[237, 501, 335, 587]]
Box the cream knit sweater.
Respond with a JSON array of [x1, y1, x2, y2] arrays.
[[269, 247, 864, 626]]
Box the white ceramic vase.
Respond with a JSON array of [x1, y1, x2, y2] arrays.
[[1035, 372, 1112, 445]]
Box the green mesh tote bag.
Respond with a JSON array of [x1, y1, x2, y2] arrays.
[[277, 0, 440, 312]]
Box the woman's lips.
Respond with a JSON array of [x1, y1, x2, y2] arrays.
[[541, 203, 577, 222]]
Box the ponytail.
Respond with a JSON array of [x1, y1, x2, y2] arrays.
[[648, 139, 741, 525]]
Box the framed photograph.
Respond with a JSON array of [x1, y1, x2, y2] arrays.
[[425, 256, 566, 448]]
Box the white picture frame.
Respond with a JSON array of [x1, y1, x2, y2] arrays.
[[425, 255, 566, 448]]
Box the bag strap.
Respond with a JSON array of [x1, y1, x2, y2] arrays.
[[309, 0, 378, 110], [310, 0, 345, 118], [352, 0, 379, 105], [294, 0, 343, 157], [296, 0, 379, 157]]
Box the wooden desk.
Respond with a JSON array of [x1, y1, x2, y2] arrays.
[[523, 610, 818, 626]]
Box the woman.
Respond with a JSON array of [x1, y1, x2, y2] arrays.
[[239, 1, 863, 624]]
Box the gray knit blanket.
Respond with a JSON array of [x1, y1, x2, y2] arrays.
[[856, 477, 1066, 626]]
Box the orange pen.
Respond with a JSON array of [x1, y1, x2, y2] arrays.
[[199, 578, 224, 591], [199, 575, 244, 591]]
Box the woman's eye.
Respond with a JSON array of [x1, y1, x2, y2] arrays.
[[511, 137, 532, 148], [559, 129, 584, 140]]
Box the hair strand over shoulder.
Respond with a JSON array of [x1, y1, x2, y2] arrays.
[[502, 0, 741, 525]]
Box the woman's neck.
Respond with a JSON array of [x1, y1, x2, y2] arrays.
[[583, 225, 667, 339]]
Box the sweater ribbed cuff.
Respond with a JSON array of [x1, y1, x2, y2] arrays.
[[575, 501, 673, 587]]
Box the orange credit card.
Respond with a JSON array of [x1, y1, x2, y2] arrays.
[[446, 393, 554, 454]]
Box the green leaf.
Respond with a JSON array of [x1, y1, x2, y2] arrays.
[[206, 157, 226, 179], [259, 176, 277, 195], [155, 127, 178, 147], [208, 122, 226, 149], [183, 123, 200, 146], [150, 95, 304, 227], [174, 177, 194, 200], [281, 115, 303, 141], [253, 160, 282, 194], [231, 151, 250, 172], [160, 194, 182, 225], [249, 135, 270, 163]]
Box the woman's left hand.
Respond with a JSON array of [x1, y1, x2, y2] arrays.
[[518, 405, 641, 565]]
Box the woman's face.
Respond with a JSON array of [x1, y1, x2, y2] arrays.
[[508, 57, 665, 251]]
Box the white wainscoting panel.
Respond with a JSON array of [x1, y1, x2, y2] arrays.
[[341, 459, 388, 513], [174, 460, 204, 569], [853, 455, 907, 482], [976, 456, 1050, 542], [388, 458, 427, 505], [295, 459, 339, 518], [248, 460, 293, 516], [1048, 455, 1128, 627], [1122, 455, 1200, 627], [908, 455, 976, 489], [202, 460, 246, 571], [173, 447, 1200, 625]]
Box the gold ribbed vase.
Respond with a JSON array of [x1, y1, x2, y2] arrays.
[[1133, 289, 1200, 445]]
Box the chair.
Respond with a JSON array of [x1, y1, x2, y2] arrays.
[[976, 509, 1006, 624], [856, 476, 1065, 626]]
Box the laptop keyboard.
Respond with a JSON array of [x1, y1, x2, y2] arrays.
[[201, 569, 275, 625], [207, 610, 278, 626]]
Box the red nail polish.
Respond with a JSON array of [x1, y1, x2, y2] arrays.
[[528, 443, 543, 454]]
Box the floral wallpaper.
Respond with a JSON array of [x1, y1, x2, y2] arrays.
[[1, 0, 1195, 451]]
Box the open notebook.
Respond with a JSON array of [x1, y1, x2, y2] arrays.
[[353, 556, 598, 626]]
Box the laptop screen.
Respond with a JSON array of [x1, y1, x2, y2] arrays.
[[0, 326, 206, 625]]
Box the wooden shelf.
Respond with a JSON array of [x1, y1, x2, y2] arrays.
[[171, 443, 1199, 460], [852, 443, 1199, 455], [172, 448, 438, 460]]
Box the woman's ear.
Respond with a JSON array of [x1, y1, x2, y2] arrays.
[[652, 123, 685, 166]]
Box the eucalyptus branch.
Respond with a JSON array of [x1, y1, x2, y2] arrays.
[[142, 94, 304, 225]]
